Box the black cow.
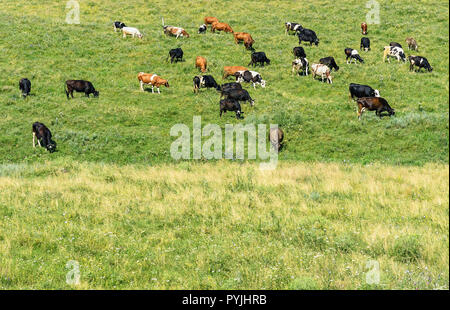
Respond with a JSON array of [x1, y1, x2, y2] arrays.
[[357, 97, 395, 119], [32, 122, 56, 153], [198, 24, 207, 34], [319, 57, 339, 71], [297, 28, 319, 46], [114, 21, 126, 32], [349, 83, 380, 100], [193, 75, 220, 93], [222, 88, 255, 106], [249, 52, 270, 67], [360, 37, 371, 51], [65, 80, 99, 99], [168, 48, 183, 63], [390, 42, 403, 49], [220, 99, 243, 119], [220, 82, 242, 97], [408, 56, 433, 72], [19, 78, 31, 98], [345, 48, 364, 64], [293, 46, 306, 58]]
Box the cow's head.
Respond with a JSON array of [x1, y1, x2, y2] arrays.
[[260, 80, 266, 88], [389, 108, 395, 116], [46, 141, 57, 153], [93, 90, 99, 97], [164, 81, 170, 88], [314, 38, 319, 46], [374, 90, 380, 97]]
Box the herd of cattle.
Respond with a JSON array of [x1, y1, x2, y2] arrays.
[[21, 17, 434, 153]]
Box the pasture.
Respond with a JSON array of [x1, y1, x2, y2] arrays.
[[0, 0, 448, 289]]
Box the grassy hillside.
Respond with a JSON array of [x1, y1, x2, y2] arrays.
[[0, 0, 448, 165], [0, 160, 448, 289]]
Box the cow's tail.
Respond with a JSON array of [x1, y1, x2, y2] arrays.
[[161, 17, 165, 27]]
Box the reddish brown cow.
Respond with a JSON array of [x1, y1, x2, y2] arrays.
[[361, 22, 368, 35], [357, 97, 395, 119], [233, 32, 255, 49], [223, 66, 248, 79], [195, 56, 207, 72], [204, 16, 219, 25], [138, 72, 169, 94], [211, 22, 233, 33]]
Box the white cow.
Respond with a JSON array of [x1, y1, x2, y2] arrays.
[[122, 27, 143, 39], [311, 64, 332, 84], [383, 46, 406, 63]]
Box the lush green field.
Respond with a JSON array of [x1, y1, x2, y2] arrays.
[[0, 0, 448, 289]]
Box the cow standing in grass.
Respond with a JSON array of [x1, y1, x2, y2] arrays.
[[357, 97, 395, 119], [32, 122, 56, 152]]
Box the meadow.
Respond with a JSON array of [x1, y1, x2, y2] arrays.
[[0, 0, 448, 289]]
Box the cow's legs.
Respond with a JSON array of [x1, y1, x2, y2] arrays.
[[151, 85, 154, 93], [157, 87, 160, 94], [140, 81, 144, 91], [33, 132, 36, 148]]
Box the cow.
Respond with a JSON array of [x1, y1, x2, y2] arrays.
[[211, 22, 233, 33], [220, 99, 243, 119], [19, 78, 31, 98], [349, 83, 380, 100], [234, 70, 266, 89], [193, 75, 220, 93], [357, 97, 395, 120], [220, 82, 242, 97], [248, 52, 270, 67], [195, 56, 207, 72], [285, 22, 302, 35], [167, 48, 183, 63], [345, 48, 364, 64], [269, 127, 284, 152], [233, 32, 255, 50], [319, 57, 339, 71], [65, 80, 99, 99], [113, 21, 126, 32], [406, 37, 418, 51], [311, 64, 332, 83], [360, 37, 371, 51], [222, 88, 255, 106], [297, 27, 319, 46], [383, 46, 406, 63], [198, 24, 207, 34], [122, 26, 143, 39], [293, 46, 306, 58], [223, 66, 248, 79], [32, 122, 56, 153], [292, 58, 309, 76], [361, 22, 367, 35], [163, 26, 189, 38], [390, 42, 403, 49], [408, 56, 433, 72], [204, 17, 219, 26], [137, 72, 169, 94]]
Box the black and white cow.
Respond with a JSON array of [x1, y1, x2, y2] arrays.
[[292, 57, 309, 76], [32, 122, 56, 152], [234, 70, 266, 89], [114, 21, 126, 32], [360, 37, 371, 51], [193, 75, 220, 93], [297, 28, 319, 46], [222, 88, 255, 106], [293, 46, 306, 58], [319, 57, 339, 71], [345, 48, 364, 64], [285, 22, 302, 35], [167, 48, 183, 63], [198, 24, 207, 34], [248, 52, 271, 67], [383, 46, 406, 63], [349, 83, 380, 100], [220, 99, 243, 119], [19, 78, 31, 98], [408, 56, 433, 72]]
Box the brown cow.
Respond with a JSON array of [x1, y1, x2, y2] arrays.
[[195, 56, 207, 72], [357, 97, 395, 120], [233, 32, 255, 49], [269, 127, 284, 152], [204, 16, 219, 25], [361, 22, 367, 35], [138, 72, 169, 94], [163, 26, 189, 38], [406, 37, 418, 51], [211, 22, 233, 33], [223, 66, 248, 79]]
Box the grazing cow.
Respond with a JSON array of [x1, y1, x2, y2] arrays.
[[19, 78, 31, 98], [349, 83, 380, 100], [222, 88, 255, 106], [292, 57, 309, 76], [167, 48, 183, 63], [220, 82, 242, 97], [293, 46, 306, 58], [195, 56, 207, 72], [220, 99, 243, 119], [204, 17, 219, 26], [193, 75, 220, 93], [233, 32, 255, 50], [211, 22, 233, 33], [114, 21, 126, 32], [361, 22, 367, 35], [285, 22, 302, 35], [360, 37, 371, 51], [345, 48, 364, 64], [248, 52, 270, 67], [223, 66, 248, 79], [122, 27, 143, 39], [198, 24, 207, 34], [32, 122, 56, 153], [406, 37, 418, 51], [163, 26, 190, 38], [383, 46, 406, 63], [65, 80, 99, 99], [269, 127, 284, 152], [297, 28, 319, 46], [357, 97, 395, 119], [234, 70, 266, 89], [390, 42, 403, 49], [408, 56, 433, 72], [137, 72, 169, 94], [311, 64, 332, 83], [319, 57, 339, 71]]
